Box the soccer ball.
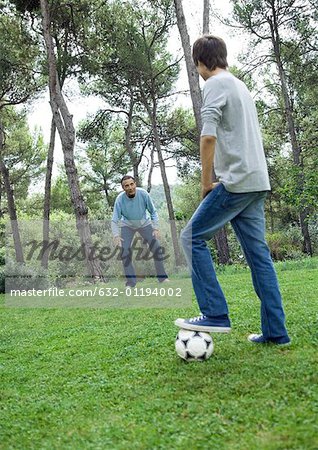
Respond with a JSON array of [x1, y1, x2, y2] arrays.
[[175, 329, 214, 362]]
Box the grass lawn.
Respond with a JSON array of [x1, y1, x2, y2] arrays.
[[0, 260, 318, 449]]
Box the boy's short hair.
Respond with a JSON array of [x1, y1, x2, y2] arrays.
[[192, 35, 228, 71], [121, 175, 135, 185]]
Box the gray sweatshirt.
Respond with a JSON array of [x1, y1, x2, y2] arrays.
[[201, 70, 271, 193]]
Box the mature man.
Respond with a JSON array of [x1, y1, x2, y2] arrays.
[[111, 176, 169, 287], [175, 36, 290, 345]]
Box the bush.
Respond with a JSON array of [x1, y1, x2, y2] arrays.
[[308, 214, 318, 255], [266, 226, 303, 261], [5, 259, 51, 292]]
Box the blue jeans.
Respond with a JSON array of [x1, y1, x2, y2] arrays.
[[180, 184, 289, 340], [121, 224, 168, 284]]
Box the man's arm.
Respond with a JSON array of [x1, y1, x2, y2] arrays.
[[111, 197, 123, 246], [200, 135, 219, 198]]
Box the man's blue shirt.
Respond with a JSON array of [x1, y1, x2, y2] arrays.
[[111, 188, 159, 237]]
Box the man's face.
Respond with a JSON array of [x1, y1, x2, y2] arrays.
[[122, 178, 137, 198]]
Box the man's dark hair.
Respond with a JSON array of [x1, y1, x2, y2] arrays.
[[192, 35, 228, 71], [121, 175, 135, 185]]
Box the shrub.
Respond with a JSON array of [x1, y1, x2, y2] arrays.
[[266, 226, 303, 261], [308, 215, 318, 255], [5, 259, 51, 292]]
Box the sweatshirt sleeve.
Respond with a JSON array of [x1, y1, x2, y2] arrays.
[[145, 193, 159, 229], [111, 197, 122, 237], [201, 78, 226, 137]]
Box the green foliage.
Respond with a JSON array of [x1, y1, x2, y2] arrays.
[[9, 0, 95, 83], [0, 244, 5, 265], [5, 259, 50, 291], [230, 65, 256, 91], [9, 0, 40, 14], [0, 215, 5, 253], [50, 174, 73, 214], [308, 215, 318, 256], [159, 107, 199, 177], [0, 0, 316, 266], [17, 192, 44, 217], [4, 207, 186, 287], [80, 0, 179, 182], [0, 8, 41, 106], [0, 107, 46, 234], [4, 211, 86, 287], [230, 0, 318, 254], [266, 227, 303, 261], [82, 0, 178, 102], [147, 184, 166, 211], [77, 115, 132, 207], [173, 172, 201, 220], [1, 107, 46, 199]]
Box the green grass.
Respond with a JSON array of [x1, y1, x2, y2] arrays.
[[1, 261, 318, 449]]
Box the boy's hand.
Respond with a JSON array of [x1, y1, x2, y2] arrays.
[[201, 182, 220, 199]]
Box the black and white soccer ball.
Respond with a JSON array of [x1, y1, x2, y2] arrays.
[[175, 329, 214, 362]]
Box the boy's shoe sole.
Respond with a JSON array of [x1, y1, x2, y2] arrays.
[[174, 318, 231, 333], [247, 334, 291, 345]]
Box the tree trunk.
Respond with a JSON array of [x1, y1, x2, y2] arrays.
[[147, 147, 155, 193], [42, 70, 66, 270], [40, 0, 105, 279], [102, 175, 112, 207], [124, 96, 141, 186], [153, 124, 183, 268], [268, 10, 312, 255], [42, 116, 56, 269], [173, 0, 202, 138], [300, 209, 312, 255], [203, 0, 210, 34], [174, 0, 230, 264], [214, 227, 230, 264], [0, 120, 24, 263], [144, 97, 183, 267], [269, 193, 275, 233]]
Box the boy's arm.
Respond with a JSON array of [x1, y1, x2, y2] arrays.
[[200, 78, 226, 198], [200, 135, 218, 198]]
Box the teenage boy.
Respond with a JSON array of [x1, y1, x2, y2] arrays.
[[175, 36, 290, 345], [111, 176, 169, 287]]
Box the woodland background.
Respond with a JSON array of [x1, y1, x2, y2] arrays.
[[0, 0, 317, 289]]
